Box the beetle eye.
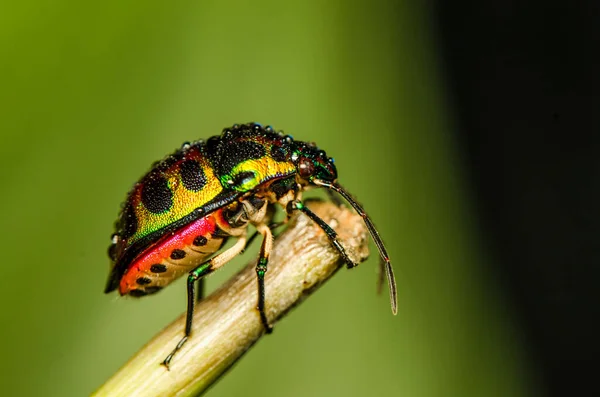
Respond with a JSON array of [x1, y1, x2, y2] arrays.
[[298, 158, 315, 178]]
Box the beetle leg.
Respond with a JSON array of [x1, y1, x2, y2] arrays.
[[287, 200, 358, 268], [245, 221, 283, 252], [196, 278, 205, 302], [254, 223, 274, 333], [162, 232, 248, 369]]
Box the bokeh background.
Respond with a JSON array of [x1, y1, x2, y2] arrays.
[[3, 0, 581, 396]]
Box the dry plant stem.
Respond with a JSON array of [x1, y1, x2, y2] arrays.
[[93, 201, 370, 397]]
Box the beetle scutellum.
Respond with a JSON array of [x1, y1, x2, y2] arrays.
[[105, 123, 397, 368]]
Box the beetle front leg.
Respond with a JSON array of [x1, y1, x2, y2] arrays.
[[287, 200, 358, 268], [162, 232, 248, 369]]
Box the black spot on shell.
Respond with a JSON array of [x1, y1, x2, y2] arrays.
[[121, 203, 138, 239], [270, 144, 287, 162], [136, 277, 152, 285], [180, 160, 206, 192], [141, 176, 173, 214], [129, 286, 162, 297], [216, 141, 266, 176], [145, 286, 162, 294], [205, 136, 221, 158], [193, 236, 208, 246], [150, 264, 167, 273], [170, 249, 186, 260], [107, 243, 117, 261]]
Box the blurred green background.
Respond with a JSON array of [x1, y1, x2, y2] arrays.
[[0, 1, 534, 396]]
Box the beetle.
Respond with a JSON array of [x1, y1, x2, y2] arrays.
[[105, 123, 397, 368]]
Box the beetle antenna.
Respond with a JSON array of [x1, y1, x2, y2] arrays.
[[376, 258, 385, 295], [314, 179, 398, 315]]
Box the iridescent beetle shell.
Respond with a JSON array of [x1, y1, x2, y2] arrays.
[[105, 123, 312, 294], [105, 140, 238, 293]]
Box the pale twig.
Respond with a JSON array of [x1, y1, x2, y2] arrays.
[[93, 200, 370, 397]]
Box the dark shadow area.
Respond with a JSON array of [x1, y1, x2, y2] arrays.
[[433, 1, 600, 396]]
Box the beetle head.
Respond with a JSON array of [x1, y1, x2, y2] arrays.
[[290, 141, 338, 184]]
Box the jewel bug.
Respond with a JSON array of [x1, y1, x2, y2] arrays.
[[105, 123, 397, 368]]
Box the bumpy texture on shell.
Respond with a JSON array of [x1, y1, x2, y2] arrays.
[[106, 123, 303, 293]]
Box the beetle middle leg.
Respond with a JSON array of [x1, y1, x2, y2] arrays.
[[254, 223, 274, 333], [245, 221, 283, 252], [196, 279, 205, 302], [162, 232, 248, 369]]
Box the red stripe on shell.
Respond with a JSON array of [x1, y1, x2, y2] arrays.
[[119, 210, 221, 295]]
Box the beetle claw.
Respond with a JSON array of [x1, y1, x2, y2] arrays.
[[161, 360, 171, 371]]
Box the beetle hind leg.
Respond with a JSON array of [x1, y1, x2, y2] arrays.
[[161, 232, 248, 369]]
